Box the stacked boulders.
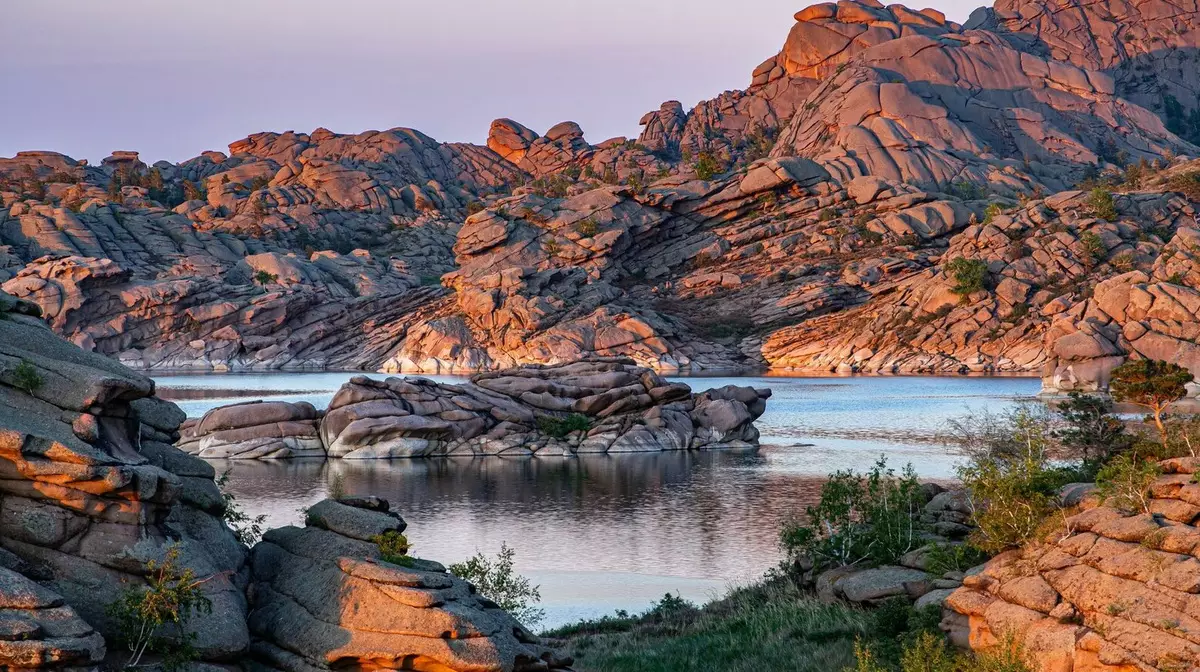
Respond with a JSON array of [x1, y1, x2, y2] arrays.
[[249, 497, 573, 672], [944, 458, 1200, 672], [0, 289, 250, 665], [178, 400, 324, 459], [319, 359, 770, 458]]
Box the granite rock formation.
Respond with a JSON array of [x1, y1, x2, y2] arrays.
[[943, 457, 1200, 672], [178, 400, 324, 459], [0, 288, 582, 670], [179, 359, 771, 459], [5, 0, 1200, 391], [249, 497, 573, 672]]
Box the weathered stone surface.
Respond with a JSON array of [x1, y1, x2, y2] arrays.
[[943, 461, 1200, 671], [0, 288, 250, 665], [315, 359, 770, 458], [178, 400, 324, 459], [249, 497, 573, 672]]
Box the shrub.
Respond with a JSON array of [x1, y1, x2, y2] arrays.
[[925, 543, 990, 576], [1167, 170, 1200, 202], [372, 530, 412, 564], [780, 458, 925, 570], [248, 175, 271, 191], [951, 406, 1075, 553], [1088, 188, 1118, 220], [1095, 452, 1162, 514], [1110, 359, 1194, 450], [449, 543, 544, 627], [1079, 230, 1107, 266], [107, 545, 213, 670], [1111, 251, 1136, 272], [1053, 392, 1133, 470], [576, 218, 599, 237], [944, 257, 989, 296], [216, 471, 266, 545], [693, 152, 723, 180], [537, 413, 592, 438], [982, 203, 1004, 225], [820, 208, 839, 222], [11, 359, 44, 394], [182, 179, 204, 201], [253, 270, 278, 285]]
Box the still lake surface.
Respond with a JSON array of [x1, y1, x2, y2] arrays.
[[155, 372, 1041, 629]]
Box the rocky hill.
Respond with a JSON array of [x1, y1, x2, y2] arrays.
[[5, 0, 1200, 394]]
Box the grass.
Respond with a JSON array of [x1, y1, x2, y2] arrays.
[[552, 579, 874, 672]]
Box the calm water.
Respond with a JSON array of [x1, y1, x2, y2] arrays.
[[155, 372, 1040, 628]]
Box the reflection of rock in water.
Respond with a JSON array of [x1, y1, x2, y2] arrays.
[[211, 452, 834, 585]]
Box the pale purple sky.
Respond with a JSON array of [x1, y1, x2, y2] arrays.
[[0, 1, 977, 164]]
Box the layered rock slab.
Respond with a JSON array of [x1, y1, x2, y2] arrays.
[[943, 458, 1200, 672], [322, 359, 771, 458], [248, 497, 572, 672], [0, 566, 104, 671], [178, 400, 323, 459]]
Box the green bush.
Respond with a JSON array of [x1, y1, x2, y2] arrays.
[[1053, 393, 1133, 471], [253, 270, 278, 285], [1095, 452, 1162, 514], [11, 359, 44, 394], [1088, 188, 1118, 220], [537, 413, 592, 438], [982, 203, 1004, 225], [950, 406, 1075, 553], [216, 470, 266, 545], [576, 218, 599, 237], [944, 257, 989, 296], [450, 542, 544, 628], [780, 458, 925, 570], [107, 545, 213, 671], [1079, 230, 1107, 266], [925, 543, 990, 576], [693, 152, 723, 180], [1167, 170, 1200, 202], [372, 529, 412, 564]]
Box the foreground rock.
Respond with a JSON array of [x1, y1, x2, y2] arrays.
[[249, 497, 573, 672], [0, 566, 104, 670], [0, 289, 250, 664], [944, 458, 1200, 672]]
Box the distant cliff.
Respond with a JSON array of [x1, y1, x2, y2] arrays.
[[4, 0, 1200, 396]]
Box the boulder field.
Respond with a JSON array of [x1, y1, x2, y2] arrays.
[[177, 359, 771, 459], [0, 288, 574, 671], [5, 1, 1200, 397]]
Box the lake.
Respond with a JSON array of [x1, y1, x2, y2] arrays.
[[154, 372, 1041, 629]]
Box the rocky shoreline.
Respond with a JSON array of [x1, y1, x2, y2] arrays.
[[177, 360, 771, 459]]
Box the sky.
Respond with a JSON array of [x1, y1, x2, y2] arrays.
[[0, 1, 977, 165]]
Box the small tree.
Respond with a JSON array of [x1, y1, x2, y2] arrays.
[[1088, 188, 1118, 221], [253, 270, 278, 285], [1095, 452, 1161, 514], [107, 545, 213, 670], [1110, 359, 1194, 450], [11, 359, 44, 394], [450, 543, 544, 628], [216, 470, 266, 545], [693, 152, 722, 180], [1053, 392, 1132, 470]]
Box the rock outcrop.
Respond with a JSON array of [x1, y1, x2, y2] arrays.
[[943, 458, 1200, 672], [180, 359, 771, 459], [5, 1, 1200, 384], [0, 289, 250, 664], [249, 497, 573, 671]]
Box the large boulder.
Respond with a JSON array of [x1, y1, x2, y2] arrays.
[[178, 400, 324, 459], [248, 497, 573, 672]]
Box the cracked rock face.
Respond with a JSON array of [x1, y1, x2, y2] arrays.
[[943, 458, 1200, 672], [0, 565, 104, 671], [0, 289, 251, 664], [249, 497, 574, 672]]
